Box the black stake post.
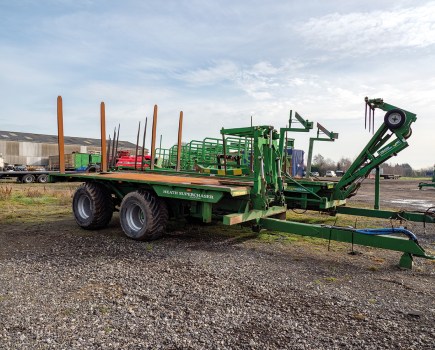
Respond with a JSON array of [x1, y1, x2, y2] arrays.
[[107, 135, 111, 169], [372, 108, 375, 134], [114, 124, 120, 166], [365, 103, 368, 130], [134, 121, 141, 170], [111, 127, 116, 167], [141, 117, 148, 171], [222, 133, 227, 175]]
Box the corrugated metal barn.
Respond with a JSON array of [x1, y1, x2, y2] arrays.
[[0, 130, 138, 167]]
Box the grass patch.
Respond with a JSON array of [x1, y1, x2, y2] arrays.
[[323, 277, 337, 283], [286, 209, 391, 230], [0, 183, 77, 223]]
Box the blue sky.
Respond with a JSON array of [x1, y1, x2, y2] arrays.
[[1, 0, 435, 168]]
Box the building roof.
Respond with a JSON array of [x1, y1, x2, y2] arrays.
[[0, 130, 137, 149]]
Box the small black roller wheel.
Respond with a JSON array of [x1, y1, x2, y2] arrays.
[[73, 182, 114, 229], [404, 127, 412, 140], [37, 174, 49, 183], [384, 109, 406, 130], [22, 174, 36, 183], [119, 191, 167, 241]]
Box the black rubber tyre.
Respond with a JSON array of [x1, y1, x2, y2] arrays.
[[119, 191, 168, 241], [384, 109, 406, 130], [37, 174, 49, 183], [22, 174, 35, 183], [72, 182, 114, 229]]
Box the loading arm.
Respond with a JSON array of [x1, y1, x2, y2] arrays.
[[333, 98, 416, 200]]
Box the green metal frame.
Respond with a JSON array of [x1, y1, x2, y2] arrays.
[[418, 165, 435, 190], [258, 218, 434, 269], [305, 123, 339, 178], [281, 98, 419, 212]]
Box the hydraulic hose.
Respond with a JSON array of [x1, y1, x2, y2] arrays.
[[355, 227, 418, 242]]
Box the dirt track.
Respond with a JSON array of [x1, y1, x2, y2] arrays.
[[348, 178, 435, 211], [0, 179, 434, 349]]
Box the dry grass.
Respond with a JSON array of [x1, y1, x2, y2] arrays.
[[0, 186, 12, 200], [0, 182, 78, 223]]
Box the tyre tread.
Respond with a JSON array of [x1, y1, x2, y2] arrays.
[[73, 182, 114, 229]]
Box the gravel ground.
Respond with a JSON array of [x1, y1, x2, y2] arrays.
[[0, 180, 434, 349]]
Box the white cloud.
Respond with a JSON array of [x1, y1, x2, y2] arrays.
[[298, 3, 435, 54], [175, 61, 239, 86]]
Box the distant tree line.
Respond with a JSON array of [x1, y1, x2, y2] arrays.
[[310, 154, 352, 176], [310, 153, 433, 177]]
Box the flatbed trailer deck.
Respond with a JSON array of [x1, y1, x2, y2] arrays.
[[51, 171, 252, 198], [0, 170, 52, 183]]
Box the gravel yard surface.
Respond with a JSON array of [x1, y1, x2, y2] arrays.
[[0, 179, 434, 349]]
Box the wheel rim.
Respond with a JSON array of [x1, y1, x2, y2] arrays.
[[77, 195, 92, 219], [125, 202, 146, 235], [387, 112, 403, 127]]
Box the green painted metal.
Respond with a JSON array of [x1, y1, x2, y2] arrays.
[[221, 125, 285, 210], [305, 123, 339, 178], [418, 165, 435, 189], [152, 185, 225, 203], [281, 98, 418, 214], [333, 98, 416, 201], [223, 206, 287, 225], [258, 218, 435, 268], [278, 110, 313, 170], [374, 167, 380, 209], [399, 253, 414, 269]]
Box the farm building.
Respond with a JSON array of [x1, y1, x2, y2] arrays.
[[0, 130, 138, 167]]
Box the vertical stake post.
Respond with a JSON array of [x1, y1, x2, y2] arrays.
[[110, 127, 116, 168], [114, 124, 120, 166], [141, 118, 148, 171], [250, 115, 254, 173], [150, 105, 158, 170], [222, 133, 227, 175], [176, 111, 183, 171], [107, 135, 111, 169], [374, 166, 380, 209], [100, 102, 107, 172], [57, 96, 65, 174], [134, 122, 141, 170]]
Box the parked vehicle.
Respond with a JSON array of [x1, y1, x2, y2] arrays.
[[13, 165, 27, 171], [0, 153, 101, 183], [0, 169, 51, 183], [325, 170, 336, 177], [310, 171, 320, 177]]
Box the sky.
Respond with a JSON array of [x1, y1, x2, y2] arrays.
[[1, 0, 435, 169]]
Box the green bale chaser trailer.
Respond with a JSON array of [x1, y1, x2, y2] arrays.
[[50, 96, 435, 269]]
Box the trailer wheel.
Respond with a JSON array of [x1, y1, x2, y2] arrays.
[[404, 127, 412, 140], [22, 174, 36, 183], [73, 183, 114, 229], [119, 191, 167, 240], [37, 174, 49, 183], [384, 109, 406, 130]]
